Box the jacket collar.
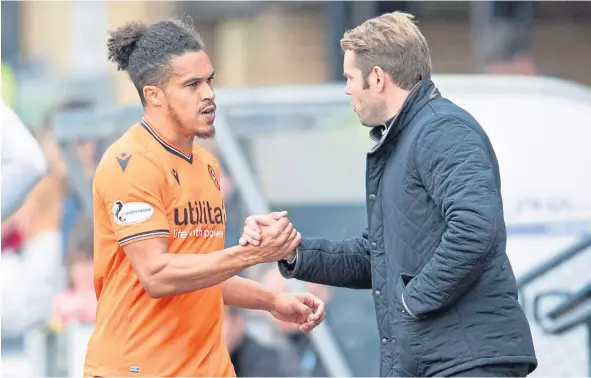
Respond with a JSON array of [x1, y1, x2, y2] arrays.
[[369, 78, 441, 154]]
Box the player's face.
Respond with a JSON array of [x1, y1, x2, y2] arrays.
[[343, 50, 387, 127], [165, 51, 216, 139]]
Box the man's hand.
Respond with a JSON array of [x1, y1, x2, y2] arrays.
[[239, 212, 299, 262], [239, 212, 301, 264], [270, 292, 326, 334], [239, 212, 286, 247]]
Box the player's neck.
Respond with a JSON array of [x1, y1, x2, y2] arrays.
[[143, 111, 194, 154]]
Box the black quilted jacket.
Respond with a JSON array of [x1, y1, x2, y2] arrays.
[[279, 79, 537, 377]]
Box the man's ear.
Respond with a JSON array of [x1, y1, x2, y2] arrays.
[[143, 86, 163, 107], [372, 66, 385, 92]]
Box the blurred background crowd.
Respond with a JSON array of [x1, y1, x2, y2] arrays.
[[1, 1, 591, 377]]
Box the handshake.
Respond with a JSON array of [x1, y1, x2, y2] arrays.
[[237, 211, 300, 265]]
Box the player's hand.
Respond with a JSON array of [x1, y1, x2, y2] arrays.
[[270, 292, 326, 334], [239, 211, 287, 246], [237, 212, 298, 263], [256, 217, 301, 263]]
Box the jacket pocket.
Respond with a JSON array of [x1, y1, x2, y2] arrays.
[[396, 274, 472, 377], [396, 273, 411, 297], [396, 273, 421, 376], [396, 273, 418, 318]]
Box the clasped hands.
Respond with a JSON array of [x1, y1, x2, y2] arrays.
[[239, 211, 325, 334], [238, 211, 299, 262]]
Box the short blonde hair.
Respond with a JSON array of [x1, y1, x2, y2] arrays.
[[340, 12, 432, 90]]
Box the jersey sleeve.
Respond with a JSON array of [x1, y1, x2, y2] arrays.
[[98, 150, 170, 247]]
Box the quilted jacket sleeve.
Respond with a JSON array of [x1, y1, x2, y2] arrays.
[[401, 117, 505, 319], [278, 228, 372, 289]]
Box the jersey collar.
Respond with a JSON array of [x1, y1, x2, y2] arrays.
[[140, 120, 194, 164]]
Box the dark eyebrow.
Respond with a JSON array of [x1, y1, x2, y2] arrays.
[[181, 71, 215, 86], [181, 77, 202, 86]]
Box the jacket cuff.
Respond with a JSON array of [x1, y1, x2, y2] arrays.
[[401, 292, 421, 320], [278, 248, 301, 279], [397, 274, 424, 320]]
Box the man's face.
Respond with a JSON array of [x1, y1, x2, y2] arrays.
[[164, 51, 217, 139], [343, 50, 387, 127], [70, 252, 94, 290]]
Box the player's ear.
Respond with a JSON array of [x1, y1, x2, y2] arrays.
[[143, 85, 164, 107]]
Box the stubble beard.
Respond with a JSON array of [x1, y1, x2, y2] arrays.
[[168, 104, 216, 139]]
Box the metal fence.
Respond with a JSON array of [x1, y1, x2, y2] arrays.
[[518, 237, 591, 377]]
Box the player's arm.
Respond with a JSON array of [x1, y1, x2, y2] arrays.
[[220, 275, 279, 311], [1, 102, 48, 220], [123, 238, 260, 298], [100, 151, 295, 298], [221, 272, 326, 335]]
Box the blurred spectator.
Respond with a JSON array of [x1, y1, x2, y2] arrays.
[[1, 103, 66, 339], [1, 194, 65, 338], [220, 168, 235, 201], [223, 307, 285, 377], [212, 155, 244, 248], [200, 142, 245, 248], [262, 269, 332, 377], [481, 21, 538, 75], [39, 99, 99, 255], [221, 168, 244, 248], [74, 139, 99, 179], [50, 216, 96, 329], [1, 100, 48, 220]]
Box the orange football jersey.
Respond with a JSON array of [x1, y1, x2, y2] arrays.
[[84, 120, 234, 377]]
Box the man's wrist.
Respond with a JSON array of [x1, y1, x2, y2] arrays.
[[228, 244, 261, 268], [222, 276, 282, 313], [285, 248, 298, 264], [264, 290, 281, 313]]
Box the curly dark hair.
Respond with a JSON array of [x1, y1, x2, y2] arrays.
[[106, 17, 205, 105]]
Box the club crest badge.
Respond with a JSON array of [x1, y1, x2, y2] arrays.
[[208, 165, 220, 191]]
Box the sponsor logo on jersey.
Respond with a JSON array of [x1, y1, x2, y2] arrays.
[[113, 201, 154, 225], [173, 200, 225, 226]]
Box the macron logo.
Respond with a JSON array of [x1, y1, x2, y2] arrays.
[[171, 169, 180, 185], [116, 153, 132, 172]]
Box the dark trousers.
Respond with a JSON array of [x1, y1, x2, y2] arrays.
[[453, 363, 531, 377]]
